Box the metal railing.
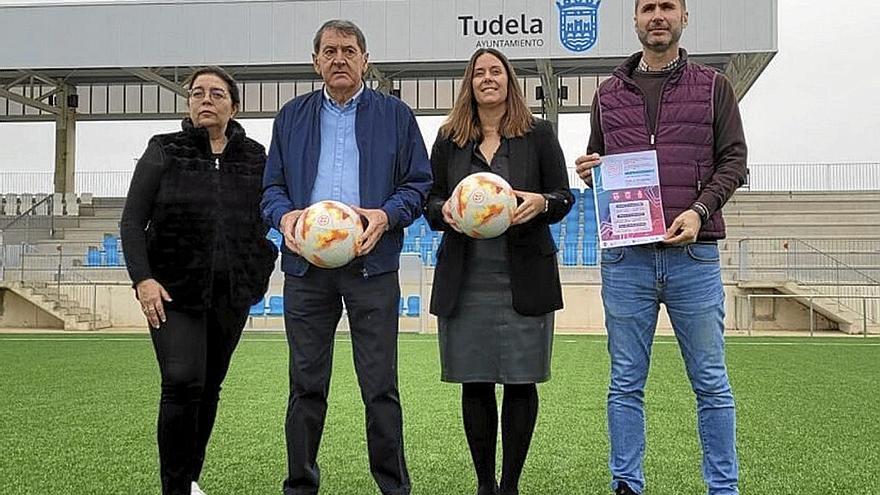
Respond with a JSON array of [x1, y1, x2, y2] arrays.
[[745, 162, 880, 191], [737, 237, 880, 326], [742, 294, 880, 337], [54, 272, 100, 330], [738, 238, 880, 285], [6, 241, 129, 281], [0, 194, 55, 245], [567, 162, 880, 191], [0, 171, 133, 197], [5, 164, 878, 196], [3, 242, 104, 328]]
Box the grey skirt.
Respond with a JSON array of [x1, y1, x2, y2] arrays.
[[438, 235, 554, 384]]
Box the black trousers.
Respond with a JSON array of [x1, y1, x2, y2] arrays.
[[150, 295, 248, 495], [282, 268, 409, 495]]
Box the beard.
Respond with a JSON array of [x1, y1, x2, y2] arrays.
[[637, 20, 684, 52]]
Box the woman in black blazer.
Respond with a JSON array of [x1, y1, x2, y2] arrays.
[[425, 48, 574, 495]]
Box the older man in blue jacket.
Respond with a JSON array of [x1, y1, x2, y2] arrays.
[[262, 19, 431, 495]]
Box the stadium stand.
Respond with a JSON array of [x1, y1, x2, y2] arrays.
[[1, 190, 878, 333]]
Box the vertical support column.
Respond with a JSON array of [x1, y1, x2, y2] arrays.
[[376, 77, 394, 95], [537, 59, 559, 134], [367, 66, 394, 95], [54, 85, 77, 194]]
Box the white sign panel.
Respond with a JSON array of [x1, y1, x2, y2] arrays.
[[0, 0, 777, 69]]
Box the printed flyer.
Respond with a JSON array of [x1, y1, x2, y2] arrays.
[[591, 150, 666, 249]]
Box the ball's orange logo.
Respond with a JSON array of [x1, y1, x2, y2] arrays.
[[474, 204, 505, 227], [316, 229, 350, 249]]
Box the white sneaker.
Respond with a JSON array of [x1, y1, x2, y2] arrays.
[[191, 481, 207, 495]]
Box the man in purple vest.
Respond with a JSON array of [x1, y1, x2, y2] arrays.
[[576, 1, 747, 494]]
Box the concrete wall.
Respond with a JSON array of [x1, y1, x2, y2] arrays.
[[0, 272, 845, 333], [736, 289, 837, 333], [97, 284, 145, 328], [0, 288, 64, 329], [260, 279, 841, 334]]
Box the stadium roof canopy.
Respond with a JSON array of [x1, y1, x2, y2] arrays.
[[0, 0, 777, 192]]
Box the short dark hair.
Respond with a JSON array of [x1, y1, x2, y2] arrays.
[[313, 19, 367, 54], [634, 0, 687, 13], [184, 66, 241, 108]]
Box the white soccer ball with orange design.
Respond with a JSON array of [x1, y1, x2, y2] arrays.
[[295, 200, 364, 269], [450, 172, 518, 239]]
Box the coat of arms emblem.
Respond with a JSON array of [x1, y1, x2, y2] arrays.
[[557, 0, 602, 53]]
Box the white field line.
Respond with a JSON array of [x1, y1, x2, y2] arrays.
[[1, 337, 879, 347]]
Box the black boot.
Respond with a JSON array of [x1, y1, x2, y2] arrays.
[[615, 481, 639, 495], [477, 483, 499, 495]]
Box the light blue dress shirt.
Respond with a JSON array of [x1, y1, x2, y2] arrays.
[[309, 83, 364, 206]]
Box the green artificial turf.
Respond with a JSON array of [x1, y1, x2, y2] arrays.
[[0, 334, 877, 494]]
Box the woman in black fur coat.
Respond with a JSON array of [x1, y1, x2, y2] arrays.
[[120, 66, 277, 495]]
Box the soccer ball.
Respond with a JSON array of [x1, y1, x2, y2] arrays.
[[294, 200, 364, 269], [449, 172, 518, 239]]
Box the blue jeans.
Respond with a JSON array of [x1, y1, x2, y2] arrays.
[[601, 243, 738, 495]]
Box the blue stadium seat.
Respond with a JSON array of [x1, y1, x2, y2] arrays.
[[86, 246, 100, 266], [249, 298, 265, 316], [550, 223, 562, 246], [267, 296, 284, 316], [420, 243, 434, 266], [406, 295, 420, 317], [398, 297, 405, 316], [100, 234, 120, 266], [103, 234, 118, 250], [103, 245, 119, 266], [581, 192, 597, 227], [565, 209, 580, 226], [582, 237, 598, 266], [570, 188, 584, 212], [266, 228, 283, 249], [431, 234, 443, 265], [410, 217, 427, 238], [564, 212, 581, 244], [403, 230, 418, 253], [562, 241, 579, 266], [583, 218, 599, 240]]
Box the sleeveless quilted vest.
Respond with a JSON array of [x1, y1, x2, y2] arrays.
[[147, 119, 277, 309], [598, 59, 726, 239]]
